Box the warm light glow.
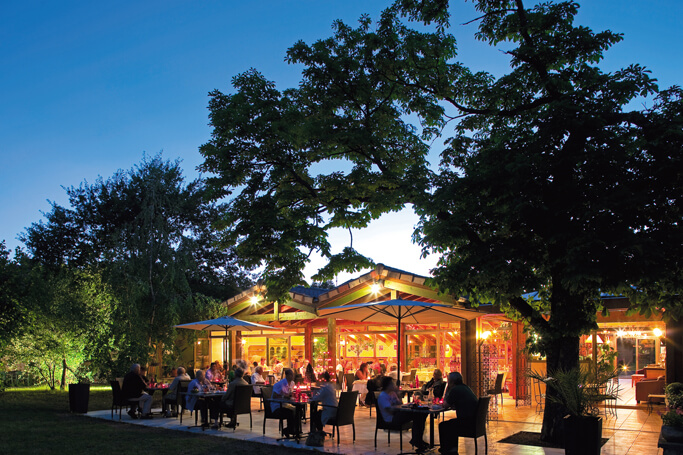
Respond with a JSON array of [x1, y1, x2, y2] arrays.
[[480, 331, 491, 340], [250, 295, 260, 305], [654, 328, 663, 337], [197, 341, 201, 345], [616, 329, 626, 337], [370, 282, 382, 294], [241, 338, 247, 344]]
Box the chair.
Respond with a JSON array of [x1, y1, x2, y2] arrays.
[[326, 391, 358, 445], [374, 395, 412, 450], [344, 373, 356, 393], [486, 373, 506, 407], [605, 379, 619, 417], [449, 396, 491, 455], [262, 386, 284, 435], [533, 378, 545, 414], [220, 385, 253, 431], [110, 380, 129, 420], [635, 376, 665, 403], [168, 380, 190, 417]]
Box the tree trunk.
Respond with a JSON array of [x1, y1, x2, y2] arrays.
[[540, 334, 580, 443], [60, 358, 67, 390]]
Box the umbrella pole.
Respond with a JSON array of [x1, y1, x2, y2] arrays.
[[397, 316, 402, 386], [224, 328, 228, 371]]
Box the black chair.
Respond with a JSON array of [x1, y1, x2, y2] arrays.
[[374, 394, 412, 450], [533, 378, 545, 414], [486, 373, 505, 407], [262, 386, 284, 435], [450, 396, 491, 454], [178, 380, 192, 423], [220, 385, 253, 431], [164, 379, 189, 417], [326, 391, 358, 445], [110, 380, 130, 420], [344, 373, 355, 393]]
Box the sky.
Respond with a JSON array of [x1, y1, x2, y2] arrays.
[[1, 1, 681, 284]]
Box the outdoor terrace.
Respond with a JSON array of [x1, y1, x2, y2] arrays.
[[87, 380, 664, 455]]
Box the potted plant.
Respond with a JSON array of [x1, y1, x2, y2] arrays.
[[660, 382, 683, 444], [529, 366, 618, 455], [68, 363, 91, 414]]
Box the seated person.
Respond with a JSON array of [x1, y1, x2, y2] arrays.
[[252, 366, 266, 394], [387, 364, 399, 381], [355, 362, 369, 381], [139, 365, 150, 383], [304, 363, 316, 384], [122, 363, 153, 419], [218, 367, 248, 429], [417, 369, 446, 400], [272, 368, 298, 437], [310, 371, 338, 432], [185, 370, 215, 427], [438, 372, 478, 454], [366, 369, 385, 407], [378, 376, 428, 451], [227, 364, 237, 382], [162, 366, 191, 417]]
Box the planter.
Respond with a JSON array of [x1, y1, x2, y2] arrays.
[[662, 425, 683, 443], [564, 414, 602, 455], [68, 383, 90, 413]]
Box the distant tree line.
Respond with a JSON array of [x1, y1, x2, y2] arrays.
[[0, 154, 252, 389]]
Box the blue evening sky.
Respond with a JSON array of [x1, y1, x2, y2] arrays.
[[1, 1, 681, 282]]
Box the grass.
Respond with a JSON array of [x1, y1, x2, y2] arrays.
[[0, 386, 313, 455]]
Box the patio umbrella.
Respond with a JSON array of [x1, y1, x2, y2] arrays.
[[317, 299, 482, 383], [175, 316, 271, 370]]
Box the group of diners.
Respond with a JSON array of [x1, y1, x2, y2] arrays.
[[121, 360, 480, 454]]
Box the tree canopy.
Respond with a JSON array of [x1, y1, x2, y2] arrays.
[[199, 0, 682, 441], [11, 154, 251, 380]]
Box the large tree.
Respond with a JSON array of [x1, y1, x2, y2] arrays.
[[22, 154, 251, 376], [199, 0, 682, 441]]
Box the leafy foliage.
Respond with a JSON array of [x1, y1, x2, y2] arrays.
[[529, 367, 618, 417], [662, 382, 683, 427], [14, 154, 251, 379], [199, 0, 682, 440]]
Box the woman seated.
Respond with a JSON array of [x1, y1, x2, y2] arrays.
[[377, 376, 428, 451], [355, 362, 369, 381]]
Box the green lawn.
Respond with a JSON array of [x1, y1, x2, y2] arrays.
[[0, 386, 313, 455]]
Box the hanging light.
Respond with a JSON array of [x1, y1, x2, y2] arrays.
[[653, 328, 663, 337], [250, 295, 260, 305]]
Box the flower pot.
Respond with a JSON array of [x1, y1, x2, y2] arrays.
[[662, 425, 683, 443], [68, 383, 90, 413], [564, 414, 602, 455]]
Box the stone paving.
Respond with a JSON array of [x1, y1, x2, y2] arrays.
[[87, 389, 664, 455]]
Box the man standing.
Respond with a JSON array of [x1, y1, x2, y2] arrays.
[[122, 363, 153, 419], [438, 372, 478, 454], [218, 367, 248, 429], [162, 366, 190, 417]]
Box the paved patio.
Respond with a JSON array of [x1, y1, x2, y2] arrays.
[[88, 383, 664, 455]]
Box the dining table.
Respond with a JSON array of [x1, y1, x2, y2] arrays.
[[269, 397, 310, 442], [180, 390, 224, 428], [395, 403, 446, 448], [146, 384, 171, 415]]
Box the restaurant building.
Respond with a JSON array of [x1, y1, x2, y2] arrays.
[[189, 264, 678, 400]]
